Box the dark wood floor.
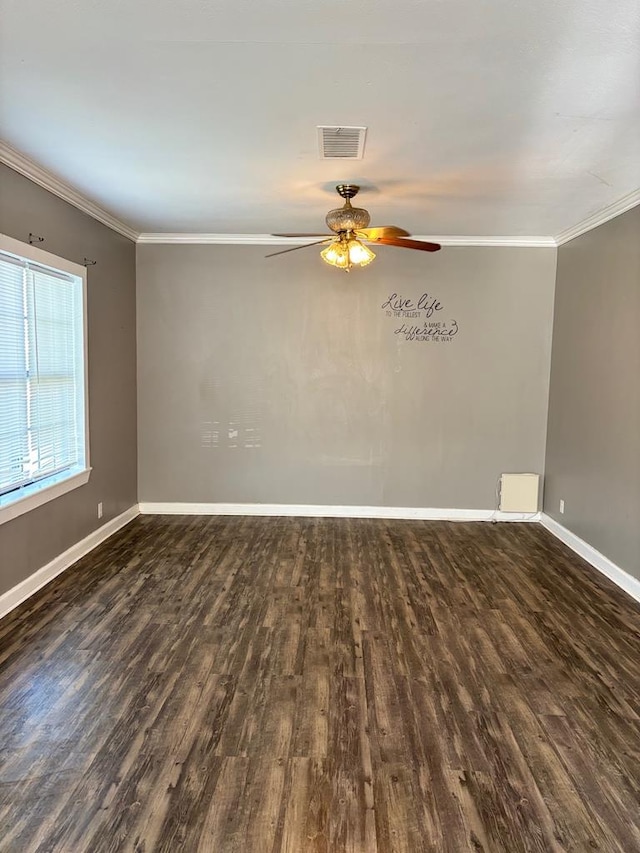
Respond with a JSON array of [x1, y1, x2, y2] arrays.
[[1, 517, 639, 852]]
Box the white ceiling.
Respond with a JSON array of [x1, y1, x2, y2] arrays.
[[1, 0, 639, 237]]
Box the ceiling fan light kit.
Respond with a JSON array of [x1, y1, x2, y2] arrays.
[[321, 238, 376, 270], [269, 184, 441, 271]]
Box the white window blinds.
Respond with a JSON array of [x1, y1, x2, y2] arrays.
[[0, 250, 86, 502]]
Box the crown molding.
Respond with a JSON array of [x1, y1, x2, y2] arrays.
[[0, 141, 139, 242], [554, 188, 640, 246], [137, 233, 310, 245], [136, 232, 557, 247], [420, 235, 557, 248], [3, 142, 637, 248]]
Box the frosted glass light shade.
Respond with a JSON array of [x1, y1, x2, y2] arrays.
[[348, 240, 375, 266], [321, 242, 350, 268], [321, 238, 375, 270]]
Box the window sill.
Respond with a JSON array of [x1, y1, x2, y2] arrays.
[[0, 468, 92, 526]]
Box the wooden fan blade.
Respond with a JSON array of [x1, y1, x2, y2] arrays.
[[368, 236, 441, 252], [265, 239, 331, 258], [271, 233, 332, 237], [356, 226, 411, 239]]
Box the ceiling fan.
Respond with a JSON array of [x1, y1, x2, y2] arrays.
[[267, 184, 441, 271]]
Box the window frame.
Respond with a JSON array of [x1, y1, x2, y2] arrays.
[[0, 233, 91, 526]]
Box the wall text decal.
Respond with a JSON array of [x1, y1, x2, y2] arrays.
[[381, 292, 460, 343]]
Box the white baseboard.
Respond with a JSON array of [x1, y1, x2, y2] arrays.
[[540, 513, 640, 604], [138, 502, 540, 522], [0, 504, 140, 620]]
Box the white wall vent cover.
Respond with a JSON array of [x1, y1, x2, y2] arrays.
[[499, 473, 541, 513], [317, 126, 367, 159]]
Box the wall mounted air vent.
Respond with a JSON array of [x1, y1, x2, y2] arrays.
[[499, 473, 541, 513], [317, 126, 367, 159]]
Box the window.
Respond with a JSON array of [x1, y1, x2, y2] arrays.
[[0, 234, 90, 525]]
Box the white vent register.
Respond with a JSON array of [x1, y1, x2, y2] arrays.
[[317, 126, 367, 159], [499, 473, 540, 513]]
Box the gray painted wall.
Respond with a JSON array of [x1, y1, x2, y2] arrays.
[[0, 165, 137, 597], [137, 243, 556, 509], [1, 160, 635, 603], [545, 206, 640, 580]]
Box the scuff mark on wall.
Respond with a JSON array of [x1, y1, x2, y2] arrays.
[[200, 372, 262, 449]]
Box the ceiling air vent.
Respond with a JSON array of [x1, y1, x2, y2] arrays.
[[317, 126, 367, 160]]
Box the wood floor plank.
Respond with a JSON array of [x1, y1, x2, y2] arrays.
[[0, 516, 639, 851]]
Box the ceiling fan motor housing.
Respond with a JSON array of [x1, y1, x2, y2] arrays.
[[326, 205, 371, 233], [326, 183, 371, 233]]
